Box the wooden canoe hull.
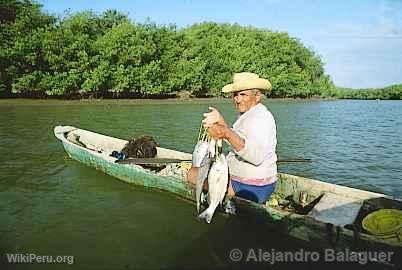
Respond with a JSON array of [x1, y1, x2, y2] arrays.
[[54, 126, 401, 266]]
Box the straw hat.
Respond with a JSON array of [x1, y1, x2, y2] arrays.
[[222, 72, 272, 93]]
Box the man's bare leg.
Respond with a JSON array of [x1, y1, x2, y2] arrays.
[[186, 167, 199, 185], [186, 166, 209, 190], [227, 179, 235, 196]]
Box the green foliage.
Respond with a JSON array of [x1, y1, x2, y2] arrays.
[[175, 22, 334, 97], [326, 84, 402, 100], [2, 0, 399, 99], [1, 0, 54, 96]]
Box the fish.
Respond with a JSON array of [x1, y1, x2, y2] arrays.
[[194, 138, 220, 213], [193, 138, 226, 214], [193, 140, 211, 213], [195, 157, 211, 213], [208, 138, 216, 158], [192, 141, 209, 167], [198, 152, 229, 223]]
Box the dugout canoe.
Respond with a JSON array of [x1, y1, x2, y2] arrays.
[[54, 126, 401, 266]]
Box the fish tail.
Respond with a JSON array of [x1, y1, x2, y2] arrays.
[[198, 207, 214, 224]]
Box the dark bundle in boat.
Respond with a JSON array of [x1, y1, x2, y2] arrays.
[[121, 135, 158, 158]]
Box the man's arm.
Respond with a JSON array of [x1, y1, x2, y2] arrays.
[[209, 117, 276, 166]]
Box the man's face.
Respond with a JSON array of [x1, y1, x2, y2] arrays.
[[232, 89, 260, 113]]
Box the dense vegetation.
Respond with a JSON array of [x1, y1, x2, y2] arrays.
[[1, 0, 401, 99], [328, 84, 402, 100]]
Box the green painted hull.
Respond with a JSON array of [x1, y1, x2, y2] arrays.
[[54, 126, 401, 267], [62, 138, 195, 200]]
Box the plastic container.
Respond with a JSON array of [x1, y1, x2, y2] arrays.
[[362, 209, 402, 244]]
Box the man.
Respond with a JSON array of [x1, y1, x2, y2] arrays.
[[188, 72, 277, 204]]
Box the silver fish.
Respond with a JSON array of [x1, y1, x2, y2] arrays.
[[195, 138, 219, 213], [208, 138, 216, 158], [192, 141, 209, 167], [198, 153, 229, 223], [193, 140, 211, 213], [195, 157, 211, 213]]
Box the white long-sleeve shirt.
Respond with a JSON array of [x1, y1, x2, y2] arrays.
[[226, 103, 278, 182]]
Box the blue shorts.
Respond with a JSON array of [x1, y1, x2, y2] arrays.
[[231, 180, 276, 204]]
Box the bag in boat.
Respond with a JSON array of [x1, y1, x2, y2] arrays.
[[121, 135, 158, 159]]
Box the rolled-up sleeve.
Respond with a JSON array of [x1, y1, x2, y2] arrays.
[[233, 116, 276, 166]]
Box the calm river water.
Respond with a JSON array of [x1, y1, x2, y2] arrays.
[[0, 99, 401, 269]]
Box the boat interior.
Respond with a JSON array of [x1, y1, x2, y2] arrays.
[[269, 174, 402, 239], [61, 126, 192, 161]]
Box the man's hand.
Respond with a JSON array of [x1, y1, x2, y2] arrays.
[[207, 123, 228, 140], [203, 107, 245, 151], [202, 107, 227, 128], [207, 123, 245, 151]]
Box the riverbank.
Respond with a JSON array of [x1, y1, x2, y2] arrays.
[[0, 96, 338, 106]]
